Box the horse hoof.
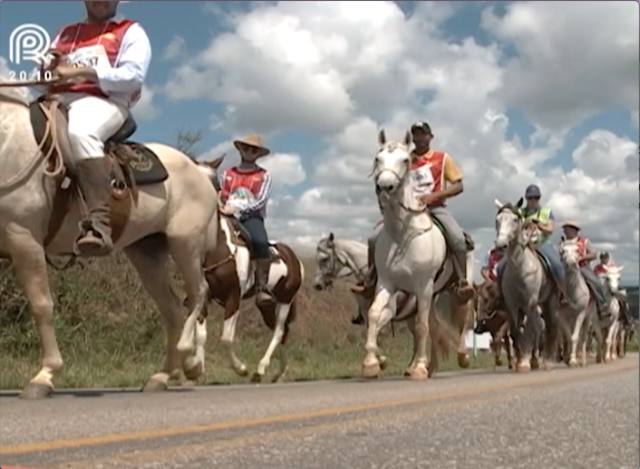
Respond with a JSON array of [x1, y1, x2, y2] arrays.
[[251, 372, 263, 383], [184, 363, 204, 381], [379, 356, 388, 370], [568, 359, 578, 368], [406, 366, 429, 381], [495, 358, 503, 367], [20, 382, 53, 400], [543, 361, 553, 371], [516, 362, 531, 373], [235, 366, 249, 378], [530, 358, 540, 370], [457, 353, 470, 369], [362, 362, 382, 379], [143, 378, 168, 393]]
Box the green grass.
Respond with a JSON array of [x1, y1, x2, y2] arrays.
[[0, 255, 494, 390]]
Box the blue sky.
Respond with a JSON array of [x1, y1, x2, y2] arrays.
[[1, 1, 638, 283]]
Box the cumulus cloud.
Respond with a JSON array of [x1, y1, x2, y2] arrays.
[[260, 152, 306, 186], [482, 2, 639, 131], [166, 2, 638, 282], [132, 85, 159, 121], [162, 35, 187, 61]]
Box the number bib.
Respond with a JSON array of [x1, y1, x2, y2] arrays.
[[67, 44, 110, 70], [410, 164, 434, 197]]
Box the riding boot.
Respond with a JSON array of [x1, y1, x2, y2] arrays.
[[452, 252, 474, 303], [255, 258, 275, 308], [74, 157, 113, 257]]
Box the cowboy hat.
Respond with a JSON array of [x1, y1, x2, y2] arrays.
[[562, 221, 581, 231], [233, 134, 270, 158]]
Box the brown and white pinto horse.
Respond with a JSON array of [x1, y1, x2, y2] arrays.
[[197, 157, 304, 382]]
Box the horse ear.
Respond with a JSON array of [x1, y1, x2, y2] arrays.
[[328, 232, 335, 243], [209, 153, 225, 169], [494, 199, 503, 209], [378, 129, 386, 146], [404, 130, 412, 147], [516, 197, 524, 208]]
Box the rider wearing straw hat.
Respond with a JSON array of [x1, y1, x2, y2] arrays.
[[561, 221, 609, 318], [219, 134, 274, 307]]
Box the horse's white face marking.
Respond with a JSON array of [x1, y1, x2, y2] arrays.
[[560, 239, 580, 266], [495, 209, 520, 248], [374, 144, 411, 197], [603, 266, 623, 292]]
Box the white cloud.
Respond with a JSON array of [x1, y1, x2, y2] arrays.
[[162, 35, 187, 61], [260, 152, 306, 186], [483, 2, 639, 131], [131, 85, 159, 121], [166, 2, 638, 283]]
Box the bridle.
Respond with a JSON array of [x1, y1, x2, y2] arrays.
[[316, 243, 367, 287]]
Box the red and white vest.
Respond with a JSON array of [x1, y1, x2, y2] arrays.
[[576, 236, 589, 268], [221, 166, 269, 205], [410, 150, 447, 207], [486, 248, 504, 281], [50, 19, 136, 99]]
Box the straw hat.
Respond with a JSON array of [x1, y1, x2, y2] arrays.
[[233, 134, 270, 158], [562, 221, 581, 231]]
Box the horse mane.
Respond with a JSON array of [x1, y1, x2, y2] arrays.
[[0, 86, 30, 106]]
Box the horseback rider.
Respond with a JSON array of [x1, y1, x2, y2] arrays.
[[519, 184, 566, 292], [481, 245, 505, 283], [594, 251, 614, 276], [561, 221, 609, 318], [43, 0, 151, 256], [360, 122, 474, 302], [410, 121, 474, 300], [219, 134, 275, 307]]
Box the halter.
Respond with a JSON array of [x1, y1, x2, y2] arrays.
[[317, 243, 367, 285]]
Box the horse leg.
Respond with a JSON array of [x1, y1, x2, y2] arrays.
[[170, 235, 209, 377], [541, 298, 558, 370], [125, 238, 184, 391], [569, 309, 586, 368], [9, 229, 62, 399], [452, 297, 471, 368], [220, 297, 247, 377], [253, 302, 291, 382], [604, 322, 615, 362], [363, 287, 392, 378], [406, 283, 434, 380]]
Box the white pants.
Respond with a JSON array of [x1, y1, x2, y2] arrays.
[[59, 93, 127, 161]]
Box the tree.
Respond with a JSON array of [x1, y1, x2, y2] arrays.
[[175, 128, 204, 159]]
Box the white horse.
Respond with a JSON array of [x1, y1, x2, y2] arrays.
[[494, 199, 559, 372], [363, 130, 458, 380], [0, 87, 217, 398], [599, 266, 625, 361], [559, 238, 597, 367]]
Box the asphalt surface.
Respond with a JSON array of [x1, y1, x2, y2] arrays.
[[0, 355, 637, 469]]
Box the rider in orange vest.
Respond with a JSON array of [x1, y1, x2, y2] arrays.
[[561, 221, 608, 317], [410, 121, 474, 301], [44, 1, 151, 256]]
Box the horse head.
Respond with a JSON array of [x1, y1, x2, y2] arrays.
[[559, 237, 580, 267], [494, 198, 524, 249], [473, 280, 503, 334], [602, 265, 624, 293], [373, 129, 412, 199], [196, 154, 225, 191], [314, 232, 340, 290]]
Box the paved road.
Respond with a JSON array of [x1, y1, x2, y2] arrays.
[[0, 356, 637, 469]]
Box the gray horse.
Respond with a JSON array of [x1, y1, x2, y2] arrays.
[[495, 199, 560, 372]]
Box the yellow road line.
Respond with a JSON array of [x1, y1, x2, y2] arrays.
[[1, 363, 636, 456]]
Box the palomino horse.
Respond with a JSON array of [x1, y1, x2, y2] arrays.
[[196, 158, 304, 382], [0, 87, 217, 398], [363, 130, 474, 380], [558, 238, 597, 367], [598, 266, 626, 362], [473, 281, 513, 368], [494, 199, 559, 372]]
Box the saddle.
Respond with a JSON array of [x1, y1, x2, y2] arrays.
[[223, 215, 279, 262], [430, 216, 475, 252], [29, 96, 169, 247]]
